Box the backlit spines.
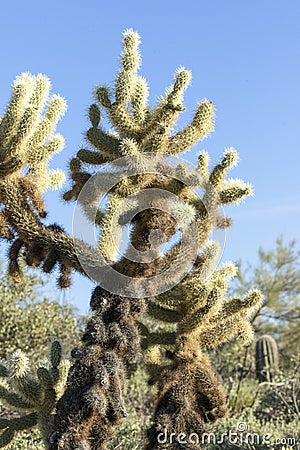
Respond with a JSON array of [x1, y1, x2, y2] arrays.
[[0, 73, 66, 185], [209, 148, 239, 187], [131, 76, 149, 123], [97, 195, 123, 261], [219, 178, 253, 204], [0, 73, 81, 288], [166, 100, 215, 155], [63, 31, 253, 283]]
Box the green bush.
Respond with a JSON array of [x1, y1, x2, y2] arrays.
[[0, 261, 82, 364]]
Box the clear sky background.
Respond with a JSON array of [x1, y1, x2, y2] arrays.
[[0, 0, 299, 314]]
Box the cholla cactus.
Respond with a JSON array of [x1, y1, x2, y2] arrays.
[[0, 73, 110, 288], [0, 73, 68, 286], [0, 341, 70, 448], [0, 29, 262, 450]]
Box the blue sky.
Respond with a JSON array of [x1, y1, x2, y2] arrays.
[[0, 0, 299, 313]]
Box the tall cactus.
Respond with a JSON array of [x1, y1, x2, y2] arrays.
[[0, 30, 262, 449], [255, 335, 279, 382]]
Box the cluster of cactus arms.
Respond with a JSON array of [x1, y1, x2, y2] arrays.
[[255, 335, 279, 383], [0, 341, 70, 447], [0, 29, 262, 449]]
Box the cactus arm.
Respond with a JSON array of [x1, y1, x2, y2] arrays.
[[166, 100, 215, 155], [0, 341, 70, 448]]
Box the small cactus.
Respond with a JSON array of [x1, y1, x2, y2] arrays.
[[0, 340, 70, 448], [255, 334, 279, 382]]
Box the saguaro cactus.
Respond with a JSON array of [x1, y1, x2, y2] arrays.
[[255, 335, 279, 382], [0, 30, 262, 449]]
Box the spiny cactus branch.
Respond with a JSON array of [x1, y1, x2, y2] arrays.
[[0, 341, 70, 448]]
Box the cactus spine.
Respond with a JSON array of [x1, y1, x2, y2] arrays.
[[255, 335, 279, 382]]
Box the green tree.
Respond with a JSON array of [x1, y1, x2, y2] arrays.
[[232, 237, 300, 357], [208, 238, 300, 423], [0, 261, 81, 363], [0, 30, 261, 449]]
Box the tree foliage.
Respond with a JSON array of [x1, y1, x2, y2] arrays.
[[0, 261, 81, 363], [232, 237, 300, 357]]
